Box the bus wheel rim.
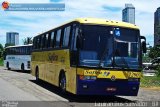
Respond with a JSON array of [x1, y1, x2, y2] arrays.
[[60, 77, 66, 90]]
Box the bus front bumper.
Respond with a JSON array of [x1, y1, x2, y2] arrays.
[[76, 78, 140, 96]]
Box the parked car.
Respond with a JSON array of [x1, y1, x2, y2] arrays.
[[142, 65, 157, 76]]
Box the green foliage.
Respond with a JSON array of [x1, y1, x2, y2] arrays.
[[0, 44, 4, 58], [140, 76, 160, 87], [156, 65, 160, 76], [149, 45, 160, 59], [0, 58, 3, 66], [5, 43, 14, 47], [23, 37, 33, 45], [143, 56, 152, 63]]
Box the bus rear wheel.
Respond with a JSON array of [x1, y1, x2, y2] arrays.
[[21, 63, 24, 72], [59, 73, 66, 93], [7, 62, 10, 70]]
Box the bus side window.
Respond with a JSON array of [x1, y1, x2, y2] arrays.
[[13, 48, 15, 55], [63, 26, 71, 47], [42, 35, 46, 49], [36, 37, 39, 49], [50, 32, 55, 48], [37, 36, 41, 49], [30, 46, 32, 54], [60, 28, 65, 47], [45, 34, 49, 48], [18, 47, 20, 55], [22, 47, 24, 54], [71, 24, 79, 50], [40, 35, 44, 49], [47, 33, 51, 48], [19, 47, 21, 55], [56, 29, 61, 48], [17, 47, 19, 54], [33, 37, 37, 49]]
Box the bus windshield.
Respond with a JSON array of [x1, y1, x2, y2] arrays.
[[78, 25, 140, 70]]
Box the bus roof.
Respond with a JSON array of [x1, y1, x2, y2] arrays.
[[5, 44, 32, 49], [74, 18, 139, 29], [35, 18, 139, 37]]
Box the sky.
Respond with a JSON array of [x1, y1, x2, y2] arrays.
[[0, 0, 160, 47]]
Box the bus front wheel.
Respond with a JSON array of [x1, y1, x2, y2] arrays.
[[35, 68, 39, 81], [59, 73, 66, 93]]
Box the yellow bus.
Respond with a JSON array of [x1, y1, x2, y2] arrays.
[[31, 18, 146, 96]]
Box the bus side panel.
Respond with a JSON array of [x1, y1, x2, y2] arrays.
[[31, 50, 77, 94], [65, 67, 77, 94], [31, 61, 36, 76], [50, 49, 77, 94]]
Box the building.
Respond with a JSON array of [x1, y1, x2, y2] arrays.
[[6, 32, 19, 45], [154, 7, 160, 46], [122, 4, 135, 24]]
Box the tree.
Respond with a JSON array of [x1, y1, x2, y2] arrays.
[[5, 43, 14, 47], [0, 44, 3, 58], [149, 45, 160, 59], [23, 37, 33, 45]]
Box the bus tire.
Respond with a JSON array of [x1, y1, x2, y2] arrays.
[[21, 63, 24, 72], [35, 67, 39, 81], [7, 62, 10, 70], [59, 72, 66, 93]]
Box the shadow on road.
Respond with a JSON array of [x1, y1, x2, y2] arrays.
[[5, 68, 31, 74], [30, 80, 135, 103]]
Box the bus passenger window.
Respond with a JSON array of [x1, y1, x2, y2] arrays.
[[45, 34, 49, 48], [40, 35, 44, 49], [50, 32, 55, 48], [56, 29, 61, 48], [37, 36, 41, 49], [63, 26, 71, 47], [43, 35, 46, 49], [47, 33, 51, 48]]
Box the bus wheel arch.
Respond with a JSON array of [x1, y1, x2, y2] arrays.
[[35, 66, 39, 81], [59, 70, 66, 92]]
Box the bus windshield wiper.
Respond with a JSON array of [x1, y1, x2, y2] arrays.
[[97, 45, 108, 68]]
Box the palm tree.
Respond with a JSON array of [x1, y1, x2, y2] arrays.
[[23, 37, 33, 45]]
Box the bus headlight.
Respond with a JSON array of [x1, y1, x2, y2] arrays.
[[79, 75, 97, 80]]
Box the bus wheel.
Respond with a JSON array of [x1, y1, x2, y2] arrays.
[[35, 68, 39, 81], [21, 63, 24, 72], [7, 62, 10, 70], [59, 73, 66, 93]]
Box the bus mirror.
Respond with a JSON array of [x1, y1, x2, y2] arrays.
[[142, 41, 146, 53]]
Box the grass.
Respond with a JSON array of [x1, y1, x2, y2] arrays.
[[140, 76, 160, 88], [0, 58, 3, 66]]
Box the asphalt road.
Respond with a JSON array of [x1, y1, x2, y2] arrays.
[[0, 66, 160, 107]]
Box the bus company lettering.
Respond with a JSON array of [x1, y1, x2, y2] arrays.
[[84, 70, 102, 75], [48, 53, 58, 62]]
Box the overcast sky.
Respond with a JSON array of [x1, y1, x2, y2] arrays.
[[0, 0, 160, 46]]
